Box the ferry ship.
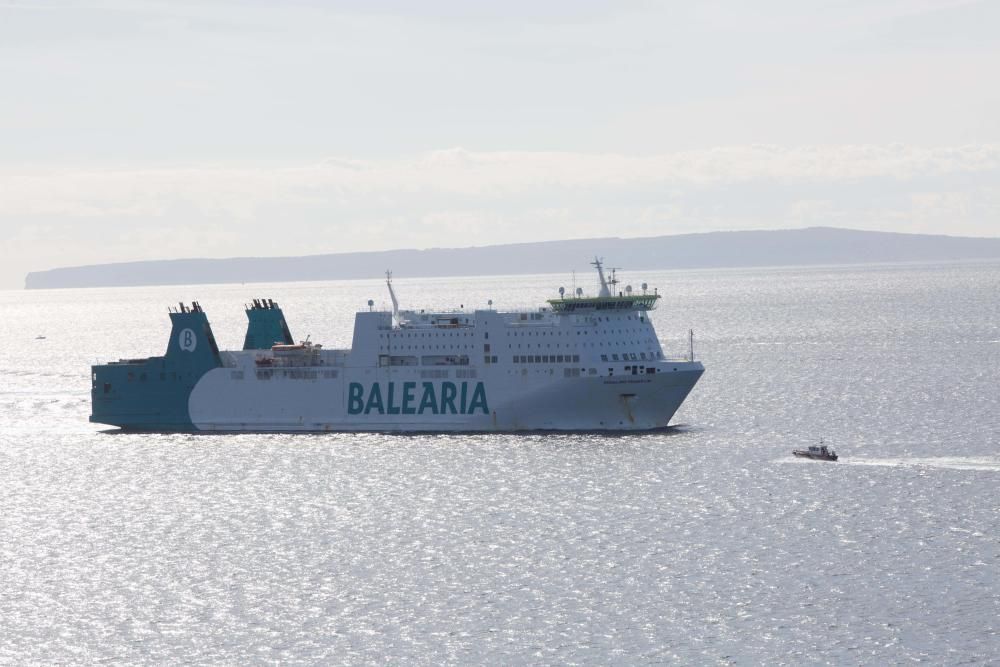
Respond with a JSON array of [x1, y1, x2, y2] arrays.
[[90, 260, 704, 432]]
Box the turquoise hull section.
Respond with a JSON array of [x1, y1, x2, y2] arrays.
[[90, 359, 198, 430], [90, 304, 221, 430]]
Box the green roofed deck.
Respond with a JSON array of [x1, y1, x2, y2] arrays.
[[547, 293, 660, 312]]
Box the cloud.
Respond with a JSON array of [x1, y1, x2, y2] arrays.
[[2, 144, 998, 220]]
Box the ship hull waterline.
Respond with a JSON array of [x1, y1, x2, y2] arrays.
[[91, 365, 703, 433]]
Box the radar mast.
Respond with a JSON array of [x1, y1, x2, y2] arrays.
[[592, 257, 612, 297], [386, 271, 400, 327]]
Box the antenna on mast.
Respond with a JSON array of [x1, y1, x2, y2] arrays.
[[608, 267, 621, 295], [386, 270, 400, 327]]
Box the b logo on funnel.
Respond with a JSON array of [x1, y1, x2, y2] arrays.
[[179, 328, 197, 352]]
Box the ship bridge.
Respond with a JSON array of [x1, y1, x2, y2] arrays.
[[547, 293, 659, 313], [547, 257, 660, 313]]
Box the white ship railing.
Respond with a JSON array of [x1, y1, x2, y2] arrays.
[[659, 330, 697, 362]]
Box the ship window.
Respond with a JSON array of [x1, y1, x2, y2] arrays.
[[422, 354, 469, 366], [640, 352, 647, 360], [484, 356, 491, 365], [600, 354, 608, 362], [557, 355, 564, 362], [646, 367, 656, 374], [572, 355, 580, 362], [612, 354, 620, 361], [103, 383, 111, 394], [492, 356, 498, 363]]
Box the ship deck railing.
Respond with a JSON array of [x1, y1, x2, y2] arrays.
[[106, 358, 152, 366]]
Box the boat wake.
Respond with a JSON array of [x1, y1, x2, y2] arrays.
[[843, 457, 1000, 472]]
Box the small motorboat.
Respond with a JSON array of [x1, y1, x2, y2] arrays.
[[793, 440, 838, 461]]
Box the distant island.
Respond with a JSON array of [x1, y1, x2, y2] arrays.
[[24, 227, 1000, 289]]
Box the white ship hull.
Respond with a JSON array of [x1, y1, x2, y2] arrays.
[[187, 362, 704, 432]]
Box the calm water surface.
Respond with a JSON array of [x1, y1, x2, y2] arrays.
[[1, 262, 998, 664]]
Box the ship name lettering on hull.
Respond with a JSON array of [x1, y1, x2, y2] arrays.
[[348, 381, 489, 416]]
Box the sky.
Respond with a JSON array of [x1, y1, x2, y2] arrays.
[[1, 0, 998, 289]]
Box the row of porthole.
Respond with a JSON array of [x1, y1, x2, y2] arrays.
[[507, 342, 657, 350], [506, 326, 651, 337], [381, 332, 474, 338]]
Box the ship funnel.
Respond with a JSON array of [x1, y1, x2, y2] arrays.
[[165, 304, 222, 371], [243, 299, 293, 350]]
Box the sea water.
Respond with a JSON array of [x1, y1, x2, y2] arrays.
[[1, 262, 998, 664]]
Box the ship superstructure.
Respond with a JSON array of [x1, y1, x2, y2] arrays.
[[90, 260, 704, 432]]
